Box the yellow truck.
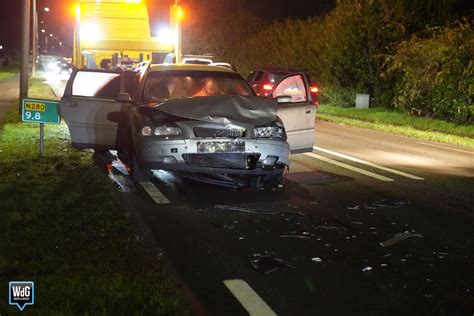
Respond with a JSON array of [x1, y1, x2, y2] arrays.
[[74, 0, 180, 69]]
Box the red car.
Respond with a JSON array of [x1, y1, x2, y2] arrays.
[[247, 67, 320, 105]]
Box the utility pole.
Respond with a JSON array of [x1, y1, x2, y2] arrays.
[[74, 4, 82, 68], [32, 0, 37, 76], [20, 0, 31, 109], [171, 0, 183, 64]]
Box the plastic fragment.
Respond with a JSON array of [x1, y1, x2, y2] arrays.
[[362, 266, 373, 272], [214, 205, 303, 215], [315, 225, 343, 231], [280, 235, 311, 239], [311, 257, 322, 263], [373, 199, 409, 208], [379, 232, 424, 247], [250, 255, 295, 274], [380, 263, 387, 267], [347, 205, 360, 210]]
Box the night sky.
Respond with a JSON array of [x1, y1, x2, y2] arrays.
[[0, 0, 335, 51], [1, 0, 471, 51]]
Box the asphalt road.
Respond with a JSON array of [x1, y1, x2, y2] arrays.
[[113, 120, 474, 316]]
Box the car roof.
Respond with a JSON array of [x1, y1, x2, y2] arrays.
[[149, 64, 235, 73]]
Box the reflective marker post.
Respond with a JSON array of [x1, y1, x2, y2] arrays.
[[39, 123, 44, 157], [21, 98, 61, 158]]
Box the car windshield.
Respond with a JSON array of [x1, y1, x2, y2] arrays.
[[143, 70, 254, 102]]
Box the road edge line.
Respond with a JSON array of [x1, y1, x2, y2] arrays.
[[304, 152, 394, 182], [140, 182, 170, 204], [223, 279, 277, 316], [314, 146, 424, 180]]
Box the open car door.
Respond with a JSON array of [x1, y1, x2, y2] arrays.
[[60, 69, 124, 150], [270, 73, 315, 153]]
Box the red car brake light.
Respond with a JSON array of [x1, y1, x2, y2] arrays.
[[310, 85, 320, 94], [263, 84, 273, 91]]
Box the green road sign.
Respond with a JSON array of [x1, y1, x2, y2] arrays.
[[22, 98, 60, 124]]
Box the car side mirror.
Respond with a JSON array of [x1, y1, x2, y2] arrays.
[[276, 95, 292, 104], [107, 112, 124, 123], [115, 92, 132, 103]]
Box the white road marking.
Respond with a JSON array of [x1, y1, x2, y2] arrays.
[[416, 141, 474, 155], [139, 182, 170, 204], [313, 146, 424, 180], [304, 152, 394, 182], [223, 279, 277, 316]]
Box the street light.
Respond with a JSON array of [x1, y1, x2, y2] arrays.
[[44, 7, 49, 12]]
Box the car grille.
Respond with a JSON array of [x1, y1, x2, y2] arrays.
[[194, 127, 245, 138], [182, 153, 260, 169]]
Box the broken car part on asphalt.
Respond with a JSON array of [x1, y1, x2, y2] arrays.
[[379, 231, 424, 247], [250, 254, 295, 274]]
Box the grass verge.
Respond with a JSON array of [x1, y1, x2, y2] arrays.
[[0, 72, 16, 82], [0, 78, 185, 315], [317, 104, 474, 148], [0, 59, 19, 82]]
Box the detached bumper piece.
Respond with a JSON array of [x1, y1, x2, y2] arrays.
[[182, 153, 260, 169]]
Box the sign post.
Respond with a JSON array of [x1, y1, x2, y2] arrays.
[[21, 98, 61, 157]]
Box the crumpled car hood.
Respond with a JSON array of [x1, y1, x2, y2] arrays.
[[151, 95, 277, 126]]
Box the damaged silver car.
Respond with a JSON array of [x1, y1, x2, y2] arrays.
[[59, 65, 315, 188]]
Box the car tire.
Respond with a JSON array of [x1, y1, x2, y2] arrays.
[[130, 144, 150, 183]]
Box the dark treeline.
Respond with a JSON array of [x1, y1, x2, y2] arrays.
[[183, 0, 473, 124]]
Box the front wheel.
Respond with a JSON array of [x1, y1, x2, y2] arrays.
[[130, 148, 150, 183]]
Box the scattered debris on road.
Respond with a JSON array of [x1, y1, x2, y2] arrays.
[[362, 266, 373, 272], [280, 234, 311, 239], [373, 199, 410, 208], [251, 254, 295, 274], [211, 222, 235, 230], [214, 205, 304, 216], [379, 231, 424, 247], [347, 205, 360, 210], [311, 257, 322, 263], [315, 225, 344, 231]]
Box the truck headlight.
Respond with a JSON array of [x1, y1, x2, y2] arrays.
[[254, 120, 285, 139]]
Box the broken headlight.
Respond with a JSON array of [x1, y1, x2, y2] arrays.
[[141, 124, 182, 136], [154, 125, 182, 136], [254, 119, 285, 139]]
